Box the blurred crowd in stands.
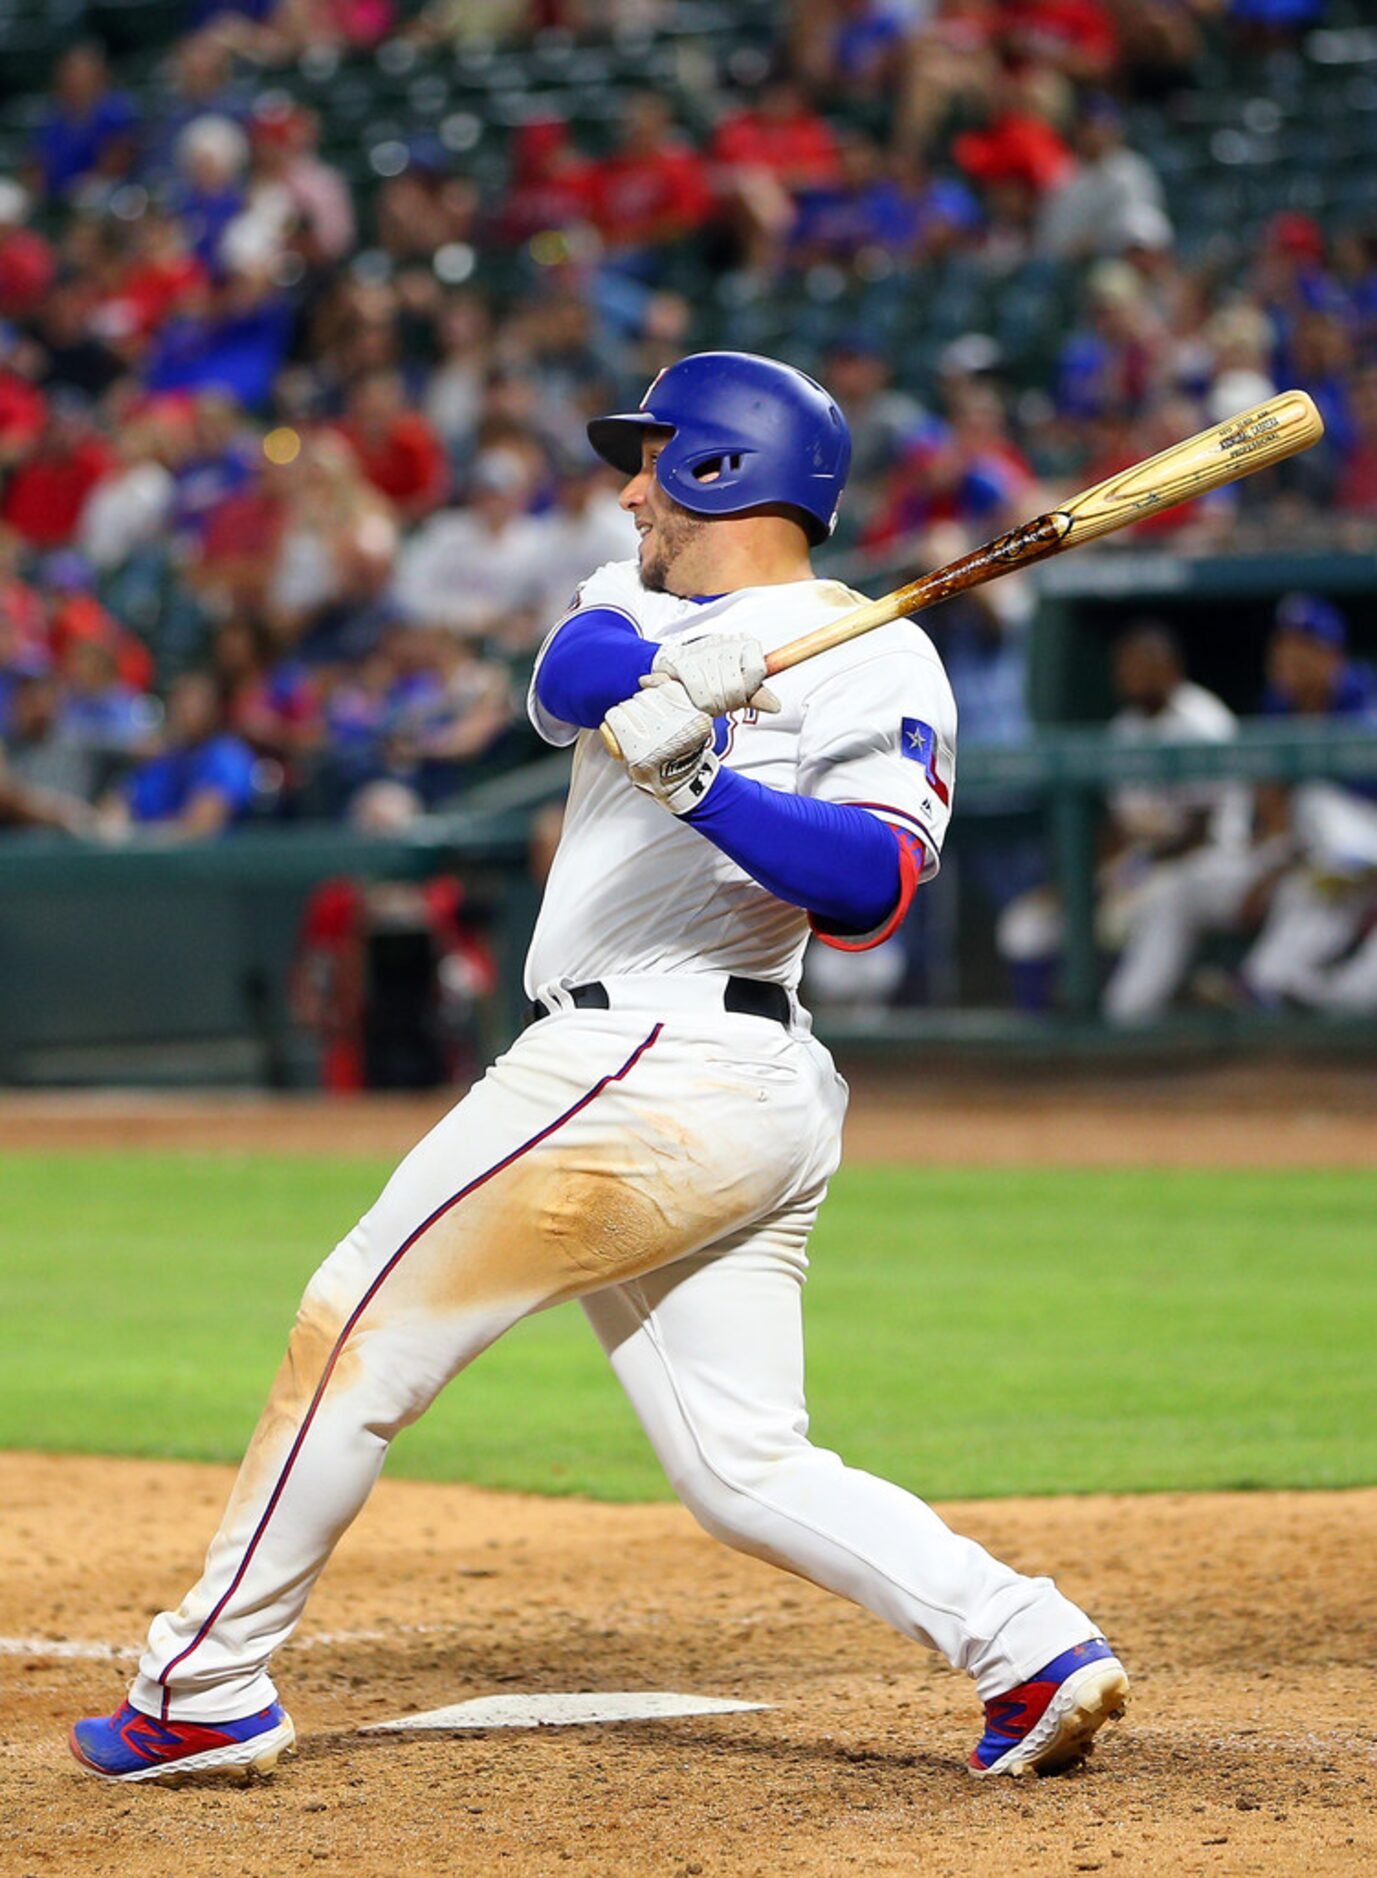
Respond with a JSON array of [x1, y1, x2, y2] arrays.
[[0, 0, 1370, 835], [0, 0, 1373, 960]]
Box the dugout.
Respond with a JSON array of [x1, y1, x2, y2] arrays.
[[1027, 549, 1377, 726]]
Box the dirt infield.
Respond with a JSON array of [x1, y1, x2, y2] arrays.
[[3, 1058, 1376, 1165], [4, 1076, 1374, 1872], [3, 1454, 1374, 1878]]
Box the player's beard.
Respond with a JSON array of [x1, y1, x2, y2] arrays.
[[638, 505, 707, 595]]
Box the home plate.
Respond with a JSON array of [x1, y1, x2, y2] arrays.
[[361, 1692, 769, 1734]]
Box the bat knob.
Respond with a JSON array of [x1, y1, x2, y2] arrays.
[[600, 722, 623, 761]]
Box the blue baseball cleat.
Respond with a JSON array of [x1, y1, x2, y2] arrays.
[[968, 1637, 1130, 1777], [69, 1699, 295, 1783]]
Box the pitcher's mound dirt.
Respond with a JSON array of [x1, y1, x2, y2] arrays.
[[2, 1454, 1372, 1877]]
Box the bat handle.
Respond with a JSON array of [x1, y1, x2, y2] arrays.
[[600, 722, 623, 760]]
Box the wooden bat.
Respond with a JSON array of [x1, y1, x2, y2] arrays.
[[600, 388, 1323, 759]]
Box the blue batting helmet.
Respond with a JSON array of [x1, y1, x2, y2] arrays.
[[587, 351, 852, 544]]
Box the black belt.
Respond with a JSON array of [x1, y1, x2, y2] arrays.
[[528, 975, 790, 1028]]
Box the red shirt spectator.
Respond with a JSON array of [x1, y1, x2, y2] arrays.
[[48, 585, 154, 692], [954, 109, 1074, 194], [0, 218, 56, 320], [0, 370, 46, 460], [200, 482, 287, 567], [1008, 0, 1119, 79], [334, 370, 448, 521], [0, 547, 46, 658], [97, 215, 208, 346], [496, 119, 596, 245], [711, 83, 843, 192], [584, 95, 714, 248], [0, 414, 113, 547]]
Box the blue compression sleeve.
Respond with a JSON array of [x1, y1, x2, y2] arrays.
[[536, 607, 657, 729], [685, 766, 905, 935]]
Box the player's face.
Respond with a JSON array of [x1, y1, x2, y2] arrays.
[[620, 433, 708, 595]]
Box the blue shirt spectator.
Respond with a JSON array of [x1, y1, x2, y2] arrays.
[[118, 672, 257, 834], [127, 734, 256, 823], [32, 46, 139, 197], [145, 296, 294, 412]]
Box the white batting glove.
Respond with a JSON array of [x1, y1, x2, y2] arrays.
[[644, 634, 779, 718], [603, 679, 720, 816]]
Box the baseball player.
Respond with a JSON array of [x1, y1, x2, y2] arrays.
[[71, 353, 1128, 1785]]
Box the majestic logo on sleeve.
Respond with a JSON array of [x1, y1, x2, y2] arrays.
[[900, 718, 950, 805]]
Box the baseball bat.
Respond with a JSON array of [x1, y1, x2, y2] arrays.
[[599, 388, 1323, 759]]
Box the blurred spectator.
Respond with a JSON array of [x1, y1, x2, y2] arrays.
[[77, 418, 176, 571], [172, 116, 250, 276], [0, 669, 98, 833], [821, 339, 926, 532], [897, 0, 1004, 155], [268, 430, 399, 653], [214, 614, 322, 781], [194, 451, 290, 617], [583, 95, 714, 256], [793, 0, 913, 104], [34, 279, 128, 402], [143, 271, 294, 408], [60, 638, 160, 763], [92, 209, 209, 356], [171, 391, 256, 542], [46, 552, 155, 692], [376, 145, 480, 267], [1036, 95, 1172, 259], [334, 370, 449, 524], [30, 45, 140, 201], [712, 76, 842, 271], [0, 528, 46, 669], [291, 777, 497, 1092], [495, 119, 595, 248], [0, 184, 56, 321], [0, 330, 47, 464], [865, 378, 1035, 550], [789, 135, 980, 272], [1012, 0, 1119, 83], [423, 292, 493, 457], [1, 396, 114, 549], [395, 442, 553, 644], [534, 460, 640, 618], [104, 668, 260, 836], [143, 33, 250, 183], [952, 67, 1076, 199], [380, 625, 515, 803], [230, 100, 356, 274], [1055, 258, 1165, 421]]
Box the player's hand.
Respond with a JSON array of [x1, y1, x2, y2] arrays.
[[645, 634, 780, 718], [603, 679, 720, 816]]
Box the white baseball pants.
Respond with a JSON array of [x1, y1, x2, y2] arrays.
[[132, 983, 1093, 1723]]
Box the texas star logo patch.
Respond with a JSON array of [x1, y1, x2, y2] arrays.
[[900, 718, 950, 805]]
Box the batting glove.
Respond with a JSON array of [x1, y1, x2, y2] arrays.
[[644, 634, 779, 718], [603, 679, 720, 816]]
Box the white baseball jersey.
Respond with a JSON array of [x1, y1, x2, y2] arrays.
[[524, 559, 958, 996], [1110, 679, 1249, 852]]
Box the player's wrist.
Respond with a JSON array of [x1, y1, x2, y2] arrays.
[[658, 745, 720, 816]]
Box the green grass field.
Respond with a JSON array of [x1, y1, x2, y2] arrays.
[[3, 1152, 1374, 1501]]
